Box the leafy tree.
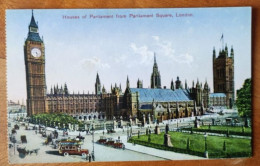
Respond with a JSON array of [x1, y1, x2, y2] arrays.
[[236, 78, 252, 117]]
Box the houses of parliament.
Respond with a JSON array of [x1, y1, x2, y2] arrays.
[[24, 12, 234, 122]]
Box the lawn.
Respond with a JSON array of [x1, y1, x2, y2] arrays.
[[129, 131, 251, 158], [182, 125, 252, 136], [199, 125, 251, 133]]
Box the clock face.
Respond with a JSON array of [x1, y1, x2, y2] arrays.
[[31, 48, 41, 58]]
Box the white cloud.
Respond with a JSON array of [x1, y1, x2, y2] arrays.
[[174, 53, 194, 64], [152, 36, 160, 41], [114, 54, 128, 63], [80, 56, 110, 72], [130, 43, 154, 65], [152, 36, 193, 65]]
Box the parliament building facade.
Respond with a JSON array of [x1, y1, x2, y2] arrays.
[[24, 12, 234, 122]]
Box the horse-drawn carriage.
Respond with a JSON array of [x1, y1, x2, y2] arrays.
[[11, 128, 17, 134], [17, 146, 40, 157], [14, 124, 19, 130], [107, 129, 116, 134], [45, 135, 53, 145], [76, 134, 85, 142], [21, 135, 27, 144]]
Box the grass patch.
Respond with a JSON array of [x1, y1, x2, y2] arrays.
[[129, 131, 251, 158], [182, 125, 251, 136]]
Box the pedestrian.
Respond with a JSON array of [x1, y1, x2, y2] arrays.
[[85, 153, 89, 161], [89, 154, 92, 162], [92, 153, 95, 161], [118, 136, 120, 140], [103, 131, 104, 135]]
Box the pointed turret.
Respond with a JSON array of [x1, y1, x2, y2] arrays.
[[170, 79, 175, 90], [196, 79, 200, 88], [137, 78, 143, 88], [204, 80, 209, 90], [102, 85, 106, 94], [225, 44, 228, 57], [64, 83, 68, 95], [27, 10, 42, 42], [29, 10, 38, 29], [95, 72, 101, 95], [175, 76, 181, 89], [213, 47, 216, 61], [230, 45, 234, 58], [126, 76, 130, 88], [50, 86, 53, 94], [151, 53, 161, 89]]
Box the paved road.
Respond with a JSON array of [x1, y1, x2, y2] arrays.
[[8, 120, 165, 163]]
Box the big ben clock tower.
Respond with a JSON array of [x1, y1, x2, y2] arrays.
[[24, 10, 47, 116]]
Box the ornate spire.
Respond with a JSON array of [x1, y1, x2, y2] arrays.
[[230, 45, 234, 58], [213, 46, 216, 60], [29, 10, 38, 28], [154, 52, 157, 64], [126, 75, 130, 88], [95, 72, 101, 95], [64, 83, 68, 95], [170, 79, 175, 90], [151, 53, 161, 89]]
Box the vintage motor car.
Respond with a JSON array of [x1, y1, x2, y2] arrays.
[[104, 137, 115, 146], [113, 139, 125, 149], [97, 136, 107, 144], [58, 140, 88, 157]]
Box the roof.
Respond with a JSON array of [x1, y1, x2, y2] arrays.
[[27, 32, 42, 42], [209, 93, 226, 97], [129, 88, 192, 102], [29, 15, 38, 28], [140, 104, 153, 109]]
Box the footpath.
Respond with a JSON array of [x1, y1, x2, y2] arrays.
[[119, 135, 205, 160]]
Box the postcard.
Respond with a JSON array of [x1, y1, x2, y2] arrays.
[[6, 7, 252, 163]]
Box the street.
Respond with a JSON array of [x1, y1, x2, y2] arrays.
[[8, 112, 239, 163]]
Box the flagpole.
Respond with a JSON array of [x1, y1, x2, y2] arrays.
[[220, 34, 224, 50], [222, 34, 224, 50]]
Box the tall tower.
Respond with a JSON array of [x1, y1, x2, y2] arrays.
[[151, 53, 161, 89], [95, 73, 101, 95], [24, 10, 47, 116], [213, 44, 234, 108]]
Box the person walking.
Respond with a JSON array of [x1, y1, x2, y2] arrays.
[[92, 153, 95, 161], [88, 154, 92, 162]]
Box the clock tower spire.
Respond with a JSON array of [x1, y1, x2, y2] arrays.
[[24, 10, 47, 116]]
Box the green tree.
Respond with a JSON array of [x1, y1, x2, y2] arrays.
[[236, 78, 252, 117]]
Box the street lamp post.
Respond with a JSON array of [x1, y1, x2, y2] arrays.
[[91, 124, 95, 161], [127, 124, 129, 141], [204, 133, 208, 158], [12, 137, 16, 155]]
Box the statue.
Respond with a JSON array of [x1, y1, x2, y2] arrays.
[[165, 124, 169, 134]]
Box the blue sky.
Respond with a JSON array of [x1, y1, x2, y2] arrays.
[[6, 8, 251, 103]]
